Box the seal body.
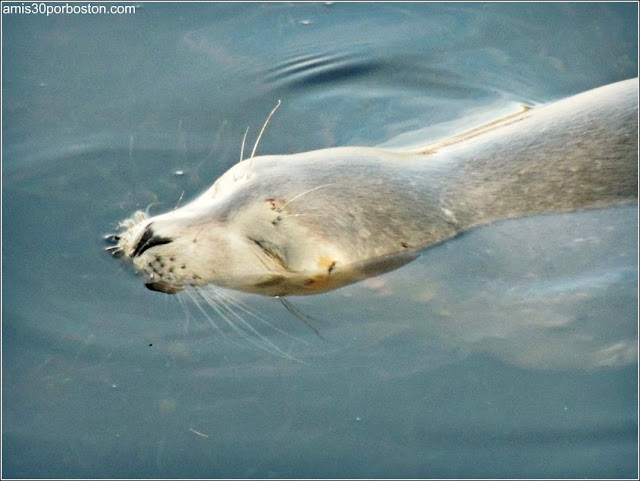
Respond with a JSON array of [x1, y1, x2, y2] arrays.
[[108, 78, 638, 296]]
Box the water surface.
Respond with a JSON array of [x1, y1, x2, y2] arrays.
[[2, 2, 638, 478]]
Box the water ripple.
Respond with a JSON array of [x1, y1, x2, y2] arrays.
[[264, 51, 486, 99]]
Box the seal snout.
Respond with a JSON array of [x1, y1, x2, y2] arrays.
[[131, 224, 174, 258], [103, 233, 124, 257]]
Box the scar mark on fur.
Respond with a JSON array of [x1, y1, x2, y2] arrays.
[[192, 227, 205, 243]]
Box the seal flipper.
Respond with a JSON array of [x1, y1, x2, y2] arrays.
[[327, 249, 420, 291]]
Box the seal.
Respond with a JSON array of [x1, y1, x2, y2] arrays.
[[107, 78, 638, 297]]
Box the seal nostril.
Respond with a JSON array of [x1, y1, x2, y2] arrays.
[[132, 224, 173, 257], [103, 233, 121, 244], [104, 234, 124, 257]]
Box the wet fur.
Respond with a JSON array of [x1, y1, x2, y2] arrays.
[[108, 78, 638, 297]]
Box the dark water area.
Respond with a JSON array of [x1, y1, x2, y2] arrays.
[[2, 2, 638, 478]]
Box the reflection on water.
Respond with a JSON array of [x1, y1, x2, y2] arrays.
[[320, 205, 637, 372], [2, 2, 638, 478]]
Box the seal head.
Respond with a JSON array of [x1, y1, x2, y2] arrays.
[[107, 152, 429, 296]]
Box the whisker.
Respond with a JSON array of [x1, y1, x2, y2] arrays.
[[278, 213, 327, 220], [215, 289, 312, 346], [278, 297, 326, 340], [195, 289, 302, 361], [175, 291, 190, 333], [180, 286, 315, 362], [185, 288, 262, 351], [144, 202, 162, 218], [175, 291, 199, 337], [239, 126, 250, 162], [184, 289, 227, 340], [212, 291, 305, 362], [250, 99, 281, 160], [281, 183, 334, 209], [188, 289, 266, 352], [174, 191, 185, 210]]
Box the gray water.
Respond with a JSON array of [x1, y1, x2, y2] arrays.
[[2, 2, 638, 478]]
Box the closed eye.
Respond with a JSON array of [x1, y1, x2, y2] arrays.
[[249, 237, 287, 268]]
